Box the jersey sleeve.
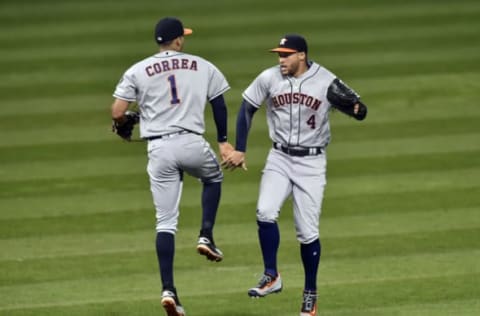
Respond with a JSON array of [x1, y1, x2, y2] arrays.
[[242, 69, 270, 108], [113, 67, 137, 102], [207, 63, 230, 101]]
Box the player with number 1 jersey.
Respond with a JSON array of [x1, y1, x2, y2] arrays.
[[111, 17, 233, 316], [114, 43, 229, 139]]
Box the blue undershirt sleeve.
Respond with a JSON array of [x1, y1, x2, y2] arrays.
[[235, 99, 258, 152], [209, 95, 228, 142]]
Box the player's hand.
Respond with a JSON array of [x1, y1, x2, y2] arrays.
[[353, 103, 360, 115], [218, 142, 234, 162], [221, 150, 247, 171]]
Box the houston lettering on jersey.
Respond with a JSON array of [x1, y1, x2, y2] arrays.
[[272, 93, 322, 111], [145, 59, 198, 77]]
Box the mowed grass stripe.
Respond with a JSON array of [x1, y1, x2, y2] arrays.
[[2, 27, 479, 82], [8, 189, 476, 243], [1, 62, 479, 101], [327, 167, 480, 196], [1, 106, 477, 149], [1, 267, 478, 313], [320, 299, 480, 316], [0, 56, 477, 97], [1, 204, 478, 256], [327, 150, 480, 177], [1, 209, 478, 285], [1, 297, 477, 316], [2, 8, 479, 57], [2, 38, 479, 81], [3, 20, 479, 55], [1, 60, 478, 104], [2, 0, 479, 25], [1, 162, 478, 200], [1, 73, 478, 119], [0, 191, 155, 220], [324, 186, 480, 217], [328, 133, 480, 159], [0, 110, 110, 130], [2, 225, 478, 286], [320, 228, 480, 259], [2, 124, 478, 162], [0, 94, 111, 116], [1, 175, 479, 236], [1, 295, 479, 316], [5, 176, 477, 221], [316, 274, 480, 313], [1, 103, 479, 140], [2, 1, 479, 45], [3, 119, 480, 150], [3, 52, 479, 92], [352, 71, 480, 96], [0, 140, 145, 163], [3, 0, 479, 30], [2, 147, 479, 182]]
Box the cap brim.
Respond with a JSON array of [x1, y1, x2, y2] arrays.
[[270, 47, 298, 53], [184, 28, 193, 36]]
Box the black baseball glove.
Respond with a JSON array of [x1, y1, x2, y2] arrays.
[[112, 111, 140, 141], [327, 78, 367, 120]]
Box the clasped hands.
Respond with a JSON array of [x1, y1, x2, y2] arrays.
[[218, 142, 247, 171]]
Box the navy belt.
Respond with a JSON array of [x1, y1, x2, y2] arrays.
[[273, 142, 323, 157], [145, 130, 191, 141]]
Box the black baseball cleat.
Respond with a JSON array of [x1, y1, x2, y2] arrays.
[[161, 289, 185, 316], [197, 236, 223, 262], [300, 290, 318, 316], [248, 273, 282, 297]]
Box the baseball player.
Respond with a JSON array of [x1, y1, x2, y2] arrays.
[[111, 17, 233, 316], [222, 34, 367, 316]]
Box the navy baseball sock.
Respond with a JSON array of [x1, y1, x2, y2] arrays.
[[301, 238, 321, 291], [200, 181, 221, 240], [156, 232, 175, 291], [258, 220, 280, 277]]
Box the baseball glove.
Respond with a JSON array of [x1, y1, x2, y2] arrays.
[[112, 111, 140, 140], [327, 78, 367, 120]]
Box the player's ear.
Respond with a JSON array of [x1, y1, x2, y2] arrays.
[[298, 52, 306, 61], [174, 36, 184, 50]]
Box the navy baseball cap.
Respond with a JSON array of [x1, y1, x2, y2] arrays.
[[270, 34, 308, 54], [155, 17, 192, 44]]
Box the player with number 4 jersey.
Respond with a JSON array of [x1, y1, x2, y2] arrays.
[[222, 34, 367, 316]]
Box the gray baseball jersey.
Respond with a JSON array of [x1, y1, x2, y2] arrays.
[[113, 50, 229, 234], [113, 50, 230, 138], [243, 62, 335, 148], [243, 61, 341, 243]]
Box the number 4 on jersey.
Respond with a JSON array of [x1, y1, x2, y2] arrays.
[[307, 114, 316, 129], [167, 75, 181, 105]]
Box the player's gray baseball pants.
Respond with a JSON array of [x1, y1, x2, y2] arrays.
[[256, 148, 326, 244], [147, 133, 223, 234]]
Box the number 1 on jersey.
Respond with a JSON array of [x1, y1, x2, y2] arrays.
[[167, 75, 181, 105]]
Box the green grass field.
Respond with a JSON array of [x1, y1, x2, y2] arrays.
[[1, 0, 480, 315]]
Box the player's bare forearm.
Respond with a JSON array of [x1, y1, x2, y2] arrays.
[[111, 98, 140, 141], [111, 99, 130, 123]]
